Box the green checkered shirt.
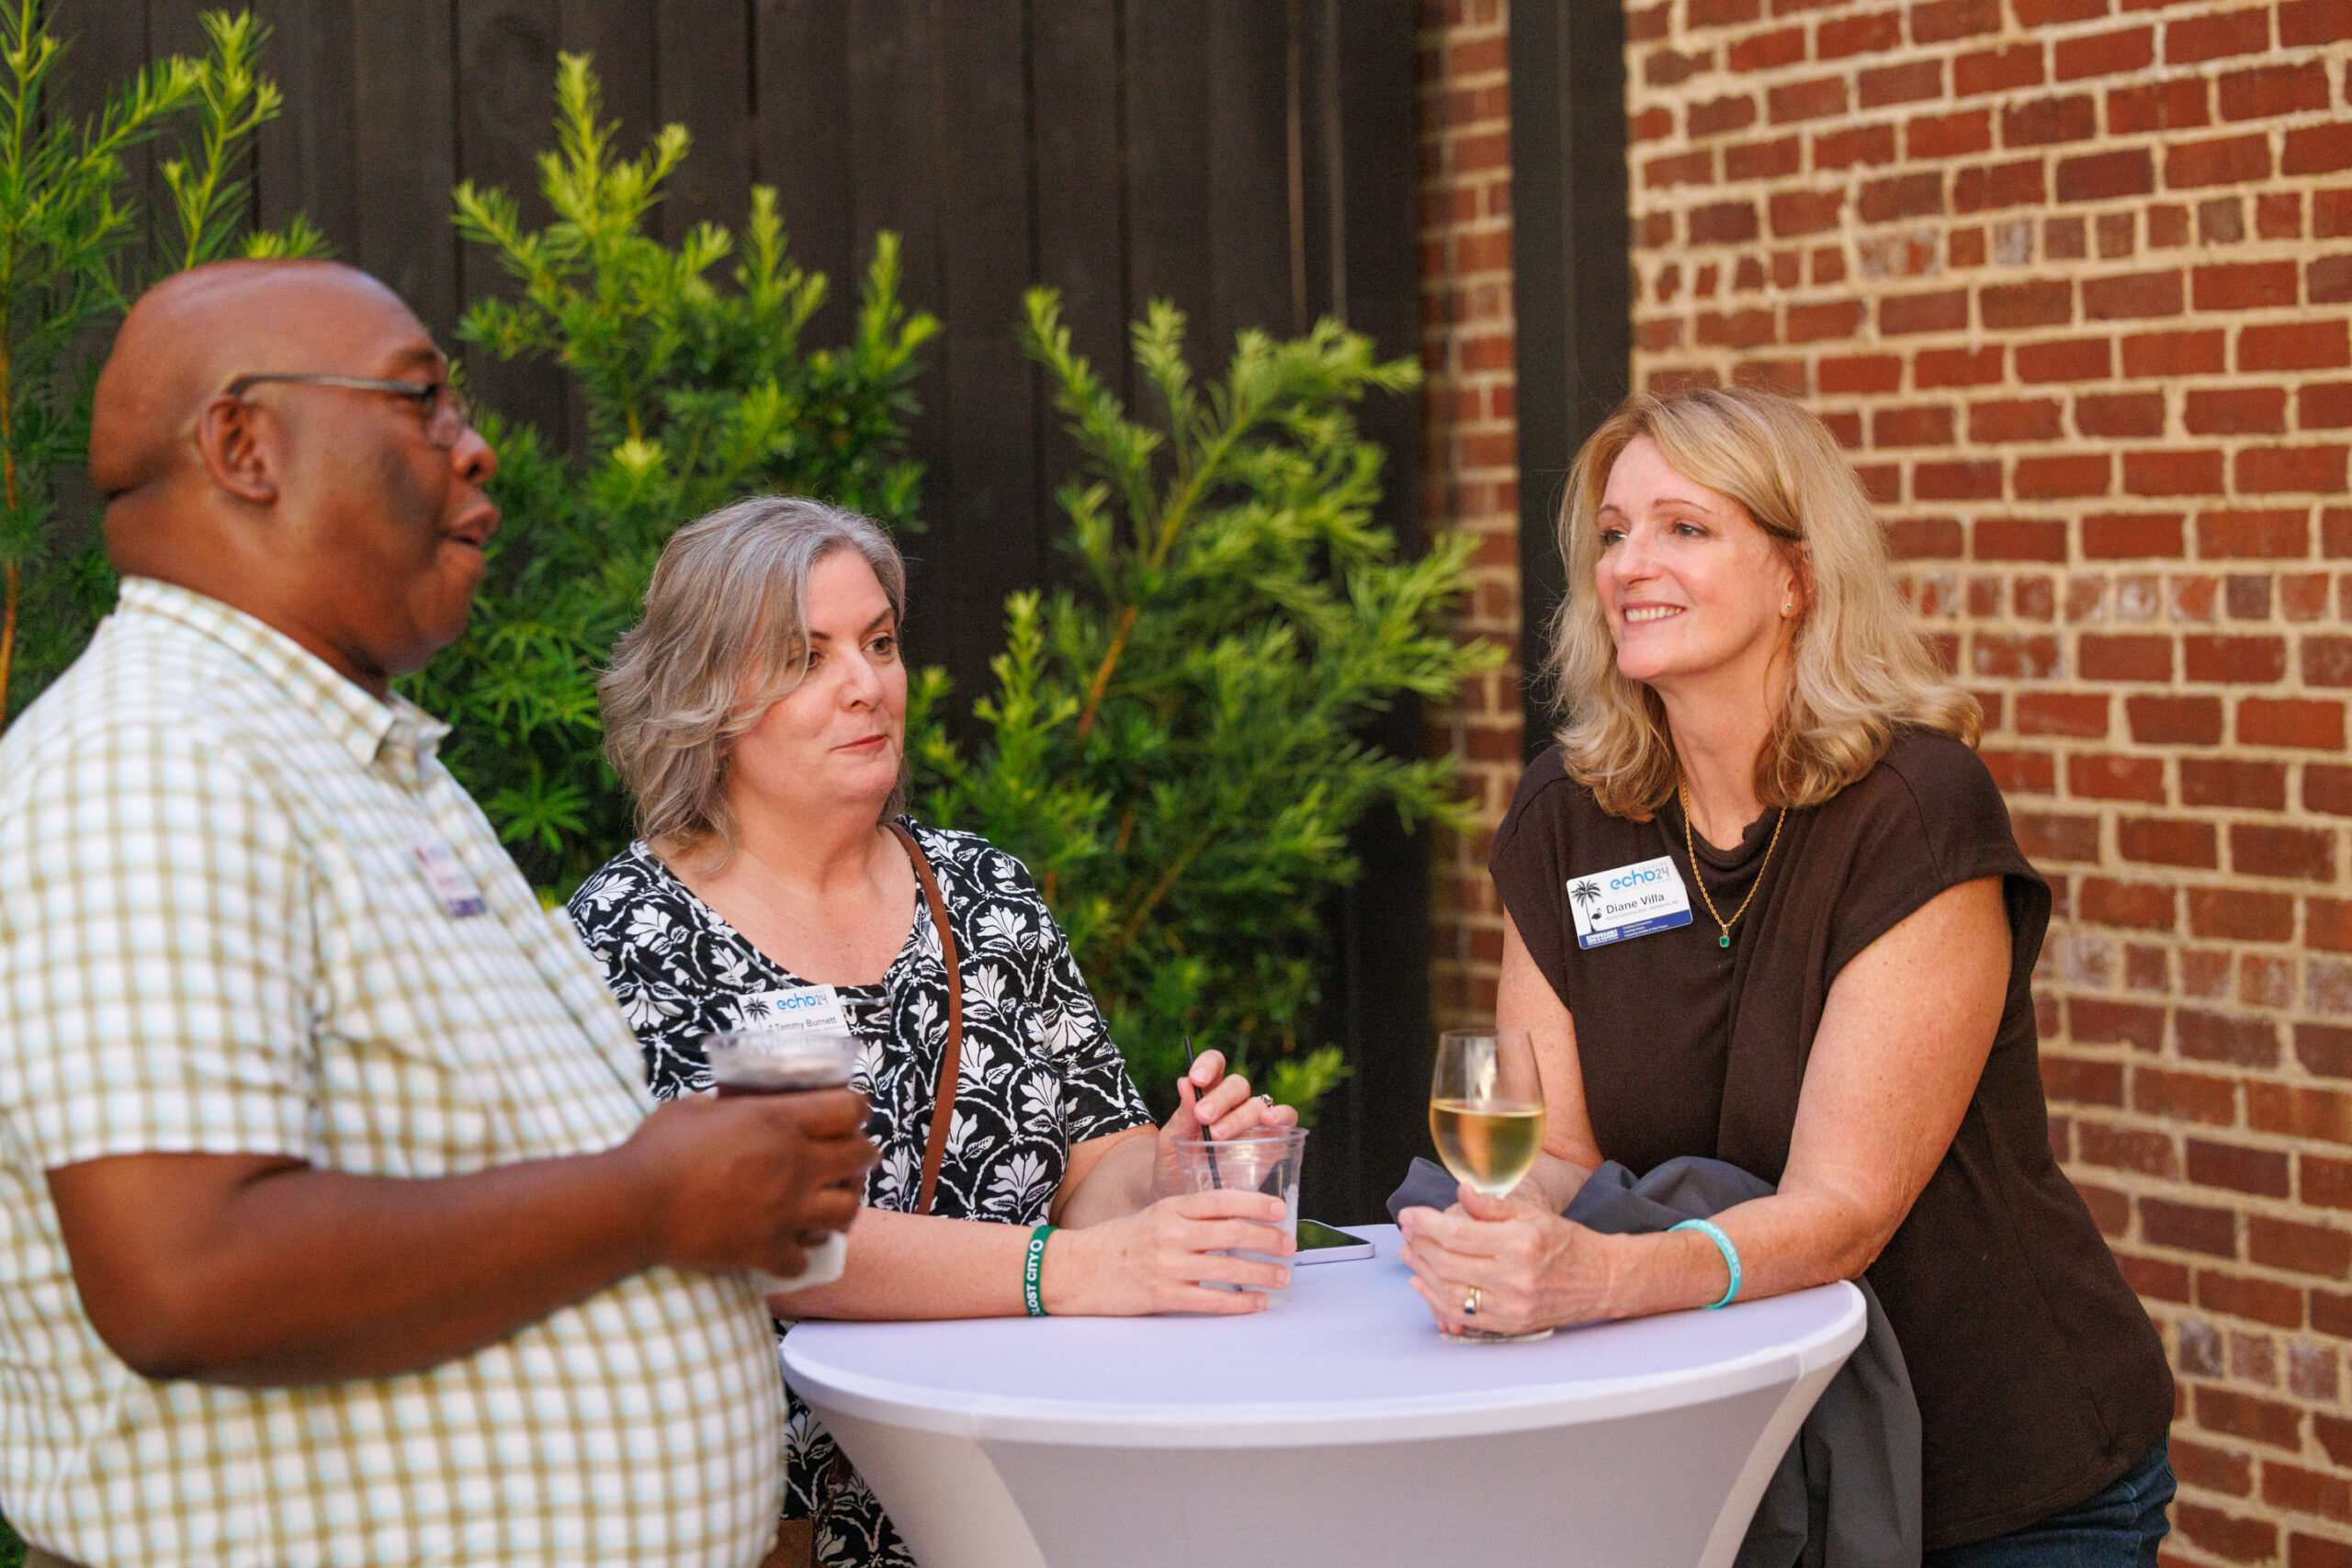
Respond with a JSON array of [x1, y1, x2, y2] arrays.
[[0, 580, 785, 1566]]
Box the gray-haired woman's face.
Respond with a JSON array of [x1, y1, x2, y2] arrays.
[[723, 549, 908, 822]]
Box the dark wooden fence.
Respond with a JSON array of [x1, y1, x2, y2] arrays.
[[50, 0, 1427, 1221]]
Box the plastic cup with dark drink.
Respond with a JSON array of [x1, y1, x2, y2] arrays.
[[703, 1029, 864, 1293]]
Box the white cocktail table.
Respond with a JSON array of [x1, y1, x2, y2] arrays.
[[784, 1225, 1863, 1568]]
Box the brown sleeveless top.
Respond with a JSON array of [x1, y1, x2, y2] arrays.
[[1490, 728, 2172, 1550]]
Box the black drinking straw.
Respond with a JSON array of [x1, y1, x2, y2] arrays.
[[1182, 1035, 1222, 1188]]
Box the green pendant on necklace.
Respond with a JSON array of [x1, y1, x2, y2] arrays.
[[1680, 783, 1788, 955]]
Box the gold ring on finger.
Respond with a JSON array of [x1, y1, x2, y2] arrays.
[[1463, 1286, 1481, 1317]]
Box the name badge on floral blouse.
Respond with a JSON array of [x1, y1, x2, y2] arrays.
[[1566, 854, 1692, 949], [740, 984, 853, 1036]]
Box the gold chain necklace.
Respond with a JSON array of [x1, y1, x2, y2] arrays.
[[1680, 784, 1785, 949]]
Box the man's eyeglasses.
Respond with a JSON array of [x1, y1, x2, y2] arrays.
[[223, 373, 476, 450]]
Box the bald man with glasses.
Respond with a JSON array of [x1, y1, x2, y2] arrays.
[[0, 259, 875, 1568]]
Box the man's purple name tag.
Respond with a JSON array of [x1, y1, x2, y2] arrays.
[[413, 840, 488, 919]]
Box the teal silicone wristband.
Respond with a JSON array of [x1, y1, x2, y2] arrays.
[[1023, 1224, 1056, 1317], [1669, 1217, 1741, 1309]]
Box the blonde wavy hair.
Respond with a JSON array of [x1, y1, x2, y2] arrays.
[[600, 495, 908, 859], [1548, 386, 1978, 820]]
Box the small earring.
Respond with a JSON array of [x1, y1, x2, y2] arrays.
[[1782, 602, 1793, 616]]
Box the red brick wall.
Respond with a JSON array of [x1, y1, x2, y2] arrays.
[[1620, 2, 2352, 1561], [1419, 0, 1524, 1032]]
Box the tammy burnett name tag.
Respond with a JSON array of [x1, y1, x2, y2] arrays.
[[740, 984, 852, 1036], [1566, 854, 1693, 949], [413, 840, 488, 919]]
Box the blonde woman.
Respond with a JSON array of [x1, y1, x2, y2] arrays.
[[568, 497, 1296, 1568], [1396, 389, 2175, 1565]]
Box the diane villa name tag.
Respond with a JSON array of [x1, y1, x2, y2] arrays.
[[741, 984, 853, 1037], [1566, 854, 1693, 949], [413, 840, 488, 919]]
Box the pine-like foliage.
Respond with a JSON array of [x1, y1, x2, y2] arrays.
[[407, 55, 935, 894], [913, 289, 1500, 1116], [0, 6, 321, 724]]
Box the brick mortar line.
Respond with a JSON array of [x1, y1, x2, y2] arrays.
[[1633, 54, 2352, 117], [2053, 1112, 2352, 1162]]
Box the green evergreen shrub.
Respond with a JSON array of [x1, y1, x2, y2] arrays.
[[408, 56, 934, 893], [912, 291, 1499, 1114], [0, 5, 320, 724]]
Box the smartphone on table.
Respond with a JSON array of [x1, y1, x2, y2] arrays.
[[1294, 1219, 1374, 1264]]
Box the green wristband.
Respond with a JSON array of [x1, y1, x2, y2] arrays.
[[1669, 1217, 1742, 1309], [1023, 1224, 1056, 1317]]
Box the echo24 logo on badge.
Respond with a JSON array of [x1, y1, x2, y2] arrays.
[[1566, 855, 1693, 949]]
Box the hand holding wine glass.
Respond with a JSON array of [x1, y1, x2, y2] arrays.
[[1426, 1027, 1551, 1343]]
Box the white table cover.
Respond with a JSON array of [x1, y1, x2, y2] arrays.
[[785, 1225, 1864, 1568]]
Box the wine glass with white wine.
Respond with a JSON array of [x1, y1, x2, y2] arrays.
[[1428, 1027, 1551, 1344]]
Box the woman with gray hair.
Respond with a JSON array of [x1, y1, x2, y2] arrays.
[[568, 495, 1297, 1568]]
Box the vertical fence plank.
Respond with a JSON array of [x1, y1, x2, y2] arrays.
[[45, 0, 151, 174], [352, 0, 458, 340], [46, 0, 146, 110], [551, 0, 656, 457], [254, 0, 359, 258], [1205, 0, 1294, 350], [842, 0, 950, 671], [751, 0, 854, 329], [843, 0, 942, 311], [48, 0, 159, 279], [39, 0, 149, 556], [557, 0, 655, 154], [651, 0, 752, 243], [140, 0, 201, 54], [454, 0, 568, 447], [1295, 0, 1336, 332], [932, 0, 1036, 693], [134, 0, 209, 267], [1029, 0, 1128, 480], [1119, 0, 1211, 347], [843, 0, 942, 328]]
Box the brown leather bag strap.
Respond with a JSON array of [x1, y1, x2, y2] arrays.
[[889, 821, 963, 1216]]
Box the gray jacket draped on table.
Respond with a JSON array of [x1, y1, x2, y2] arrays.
[[1387, 1155, 1922, 1568]]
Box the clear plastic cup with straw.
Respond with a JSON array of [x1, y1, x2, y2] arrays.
[[1171, 1127, 1307, 1304]]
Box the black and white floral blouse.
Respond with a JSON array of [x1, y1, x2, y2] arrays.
[[568, 818, 1155, 1568]]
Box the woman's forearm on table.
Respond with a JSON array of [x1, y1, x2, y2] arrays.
[[772, 1208, 1032, 1319], [774, 1133, 1171, 1320], [1052, 1131, 1159, 1227], [1515, 1150, 1592, 1213], [1592, 1188, 1883, 1320]]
